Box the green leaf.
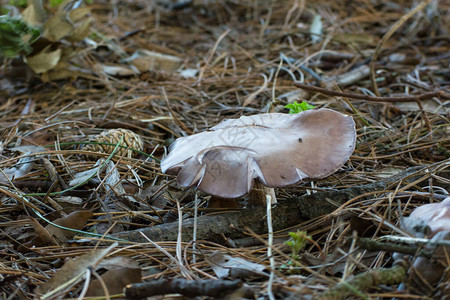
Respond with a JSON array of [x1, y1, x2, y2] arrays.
[[0, 15, 41, 57], [285, 101, 315, 114], [9, 0, 28, 8], [49, 0, 65, 7]]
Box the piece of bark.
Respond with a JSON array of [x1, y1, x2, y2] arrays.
[[112, 165, 434, 243]]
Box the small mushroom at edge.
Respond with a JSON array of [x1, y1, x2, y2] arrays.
[[161, 108, 356, 206]]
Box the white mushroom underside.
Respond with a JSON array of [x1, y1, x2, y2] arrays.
[[161, 109, 356, 198]]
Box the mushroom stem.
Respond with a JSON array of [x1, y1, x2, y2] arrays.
[[207, 196, 241, 209], [248, 181, 277, 207]]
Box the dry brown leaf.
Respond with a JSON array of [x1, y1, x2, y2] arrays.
[[42, 60, 82, 81], [128, 50, 182, 73], [66, 17, 92, 43], [86, 268, 142, 296], [68, 6, 91, 23], [29, 217, 57, 246], [43, 4, 91, 42], [97, 256, 140, 269], [36, 243, 118, 296], [25, 46, 62, 74], [86, 257, 142, 296], [206, 252, 267, 279], [46, 210, 93, 244], [43, 15, 73, 42], [0, 156, 35, 183], [22, 3, 40, 26]]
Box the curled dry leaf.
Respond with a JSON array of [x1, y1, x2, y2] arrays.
[[206, 252, 268, 279], [43, 3, 91, 42], [22, 3, 41, 26], [29, 216, 57, 246], [25, 45, 62, 74], [0, 155, 34, 183], [29, 210, 93, 246], [46, 210, 94, 244], [36, 243, 118, 296], [86, 257, 142, 297], [125, 49, 182, 73], [161, 109, 356, 198]]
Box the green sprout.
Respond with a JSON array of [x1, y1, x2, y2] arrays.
[[8, 0, 28, 7], [281, 230, 311, 274], [0, 15, 41, 57], [285, 230, 311, 260], [285, 101, 315, 114], [49, 0, 65, 6]]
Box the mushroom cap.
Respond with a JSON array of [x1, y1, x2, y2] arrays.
[[161, 108, 356, 198], [408, 197, 450, 237]]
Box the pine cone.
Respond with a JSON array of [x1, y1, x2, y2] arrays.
[[83, 128, 143, 158]]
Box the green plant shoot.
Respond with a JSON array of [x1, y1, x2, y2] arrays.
[[49, 0, 65, 6], [285, 230, 311, 260], [8, 0, 28, 8], [285, 101, 315, 114]]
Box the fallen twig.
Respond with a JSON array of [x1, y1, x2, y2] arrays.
[[112, 165, 441, 243], [349, 237, 431, 258], [125, 279, 243, 298], [294, 82, 449, 102]]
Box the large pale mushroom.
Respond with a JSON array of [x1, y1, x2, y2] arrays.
[[161, 108, 356, 205], [398, 197, 450, 294]]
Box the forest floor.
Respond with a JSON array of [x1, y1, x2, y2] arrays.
[[0, 0, 449, 299]]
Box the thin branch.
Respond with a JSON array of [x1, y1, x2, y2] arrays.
[[294, 82, 449, 102]]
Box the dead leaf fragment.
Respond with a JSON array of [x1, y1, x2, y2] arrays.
[[207, 252, 267, 279], [0, 155, 35, 183], [28, 210, 93, 247], [29, 217, 57, 246], [127, 50, 182, 73], [43, 5, 91, 42], [36, 242, 118, 296], [66, 17, 92, 43], [26, 46, 62, 74], [22, 3, 41, 26], [86, 257, 142, 296], [45, 210, 94, 244]]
